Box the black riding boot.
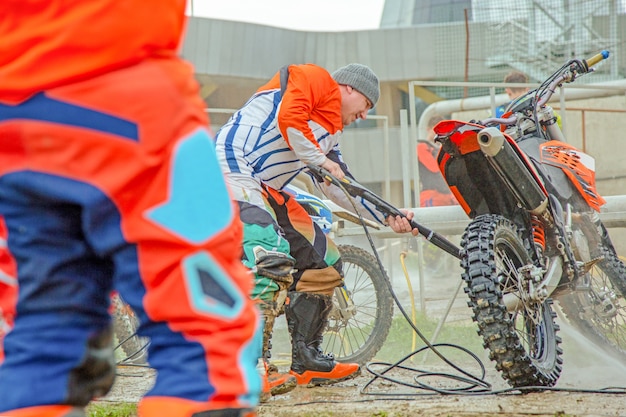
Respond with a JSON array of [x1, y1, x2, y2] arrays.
[[285, 291, 359, 386]]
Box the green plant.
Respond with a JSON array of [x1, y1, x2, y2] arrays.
[[87, 402, 137, 417]]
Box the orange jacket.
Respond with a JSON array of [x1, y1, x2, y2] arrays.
[[417, 140, 456, 200], [0, 0, 187, 103], [257, 64, 343, 152]]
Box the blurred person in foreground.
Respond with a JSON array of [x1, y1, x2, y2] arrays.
[[0, 216, 17, 364], [0, 1, 261, 416], [215, 63, 419, 400]]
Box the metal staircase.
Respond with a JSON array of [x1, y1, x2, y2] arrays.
[[484, 0, 620, 83]]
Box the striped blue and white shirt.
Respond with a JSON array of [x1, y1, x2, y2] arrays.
[[215, 89, 386, 225]]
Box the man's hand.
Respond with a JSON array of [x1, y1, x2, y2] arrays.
[[387, 210, 419, 236], [321, 158, 344, 181]]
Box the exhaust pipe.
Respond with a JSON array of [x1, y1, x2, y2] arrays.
[[478, 127, 548, 215]]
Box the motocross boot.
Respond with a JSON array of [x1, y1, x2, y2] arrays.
[[1, 405, 85, 417], [259, 359, 297, 402], [138, 398, 256, 417], [266, 364, 297, 396], [257, 290, 297, 401], [285, 291, 360, 386]]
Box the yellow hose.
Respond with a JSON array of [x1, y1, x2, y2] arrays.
[[399, 251, 419, 356]]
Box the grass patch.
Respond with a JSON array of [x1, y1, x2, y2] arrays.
[[372, 313, 485, 366], [87, 402, 137, 417]]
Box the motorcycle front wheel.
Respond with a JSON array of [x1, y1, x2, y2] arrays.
[[321, 244, 394, 365], [462, 214, 563, 388], [557, 241, 626, 362]]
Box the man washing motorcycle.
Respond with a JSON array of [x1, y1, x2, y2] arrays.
[[215, 63, 419, 399]]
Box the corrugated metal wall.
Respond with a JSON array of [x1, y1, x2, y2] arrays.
[[183, 1, 624, 86]]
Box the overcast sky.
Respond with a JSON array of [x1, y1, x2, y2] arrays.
[[186, 0, 386, 32]]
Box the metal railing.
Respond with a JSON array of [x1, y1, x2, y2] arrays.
[[335, 194, 626, 239]]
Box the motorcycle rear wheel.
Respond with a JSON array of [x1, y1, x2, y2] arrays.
[[557, 244, 626, 361], [321, 244, 394, 365], [462, 214, 563, 387], [111, 293, 149, 365]]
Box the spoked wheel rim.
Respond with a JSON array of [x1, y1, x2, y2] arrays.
[[558, 252, 626, 361], [495, 240, 552, 363], [321, 245, 393, 365]]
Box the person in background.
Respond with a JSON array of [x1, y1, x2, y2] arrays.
[[495, 70, 561, 127], [215, 63, 419, 400], [417, 115, 458, 207], [0, 1, 261, 416], [495, 70, 530, 118]]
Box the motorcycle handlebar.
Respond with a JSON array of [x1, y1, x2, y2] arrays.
[[478, 50, 610, 126], [583, 50, 610, 72]]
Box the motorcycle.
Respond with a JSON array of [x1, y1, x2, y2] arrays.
[[112, 185, 395, 366], [433, 50, 626, 387]]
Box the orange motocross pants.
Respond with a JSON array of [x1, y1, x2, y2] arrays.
[[0, 58, 261, 414]]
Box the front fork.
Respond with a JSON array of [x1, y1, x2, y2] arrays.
[[330, 285, 357, 321]]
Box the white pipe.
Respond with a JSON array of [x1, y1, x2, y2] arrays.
[[399, 110, 412, 208], [416, 80, 626, 140], [335, 194, 626, 238]]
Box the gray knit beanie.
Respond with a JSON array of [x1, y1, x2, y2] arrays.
[[332, 63, 380, 107]]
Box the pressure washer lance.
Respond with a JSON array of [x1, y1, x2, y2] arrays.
[[306, 164, 462, 259]]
